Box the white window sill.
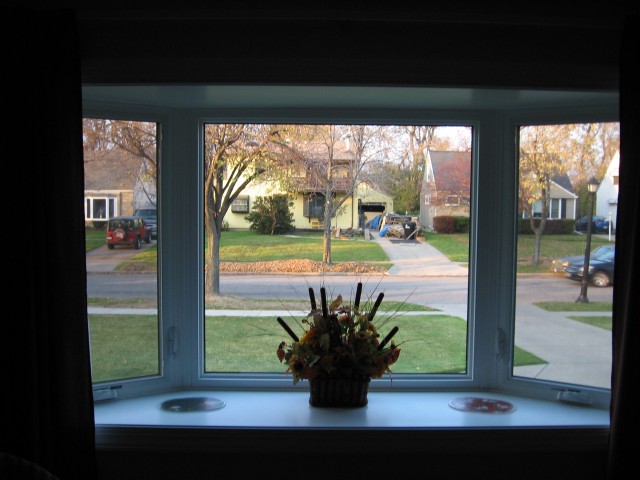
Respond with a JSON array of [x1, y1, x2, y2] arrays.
[[94, 390, 610, 453]]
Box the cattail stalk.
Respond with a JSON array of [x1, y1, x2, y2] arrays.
[[277, 317, 299, 342], [377, 326, 398, 350]]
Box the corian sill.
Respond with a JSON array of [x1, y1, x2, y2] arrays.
[[94, 389, 609, 429], [94, 389, 611, 453]]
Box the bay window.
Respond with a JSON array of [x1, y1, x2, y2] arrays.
[[85, 85, 617, 414]]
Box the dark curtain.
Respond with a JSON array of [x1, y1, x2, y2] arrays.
[[2, 8, 97, 480], [608, 14, 639, 480]]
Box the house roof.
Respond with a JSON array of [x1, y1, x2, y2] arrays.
[[551, 173, 575, 194], [427, 150, 471, 192], [84, 149, 144, 191]]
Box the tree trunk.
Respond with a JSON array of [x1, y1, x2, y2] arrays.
[[532, 227, 543, 265], [322, 177, 333, 264], [205, 221, 222, 297], [322, 223, 332, 264]]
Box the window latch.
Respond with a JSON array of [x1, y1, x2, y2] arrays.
[[553, 387, 593, 405], [168, 326, 178, 357], [496, 327, 507, 360], [93, 385, 122, 402]]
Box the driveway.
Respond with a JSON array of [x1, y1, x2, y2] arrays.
[[86, 241, 155, 273], [371, 231, 468, 277]]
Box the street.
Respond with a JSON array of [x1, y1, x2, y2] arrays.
[[86, 271, 613, 306]]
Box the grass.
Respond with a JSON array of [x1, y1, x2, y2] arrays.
[[89, 308, 548, 381], [205, 313, 468, 374], [85, 228, 106, 251], [87, 230, 388, 272], [567, 316, 612, 331], [423, 232, 614, 273], [534, 301, 612, 312], [422, 232, 470, 262], [88, 296, 436, 311], [219, 231, 388, 263], [88, 314, 159, 383]]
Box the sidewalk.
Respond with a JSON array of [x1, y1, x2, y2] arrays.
[[370, 230, 468, 277]]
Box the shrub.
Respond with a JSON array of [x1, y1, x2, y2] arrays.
[[518, 218, 575, 234], [245, 195, 295, 235], [433, 215, 469, 233], [454, 216, 470, 233], [433, 216, 456, 233]]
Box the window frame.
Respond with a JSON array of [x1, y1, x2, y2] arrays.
[[84, 90, 617, 411]]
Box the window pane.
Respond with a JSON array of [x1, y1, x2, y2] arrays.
[[83, 118, 160, 383], [515, 122, 619, 389], [202, 123, 472, 376]]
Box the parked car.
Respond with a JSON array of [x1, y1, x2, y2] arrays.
[[106, 216, 151, 249], [134, 207, 157, 239], [574, 215, 610, 233], [553, 244, 615, 287]]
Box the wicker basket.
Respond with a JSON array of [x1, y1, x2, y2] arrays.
[[308, 376, 371, 407]]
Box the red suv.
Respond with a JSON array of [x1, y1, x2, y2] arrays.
[[106, 216, 151, 249]]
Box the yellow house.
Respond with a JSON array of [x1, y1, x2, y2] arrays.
[[224, 178, 393, 230]]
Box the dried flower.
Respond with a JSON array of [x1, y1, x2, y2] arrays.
[[277, 283, 400, 384]]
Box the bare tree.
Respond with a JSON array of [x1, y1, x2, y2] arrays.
[[203, 124, 288, 296], [83, 119, 158, 208], [280, 125, 385, 264]]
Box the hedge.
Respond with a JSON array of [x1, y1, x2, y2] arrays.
[[433, 216, 469, 233], [518, 218, 575, 234]]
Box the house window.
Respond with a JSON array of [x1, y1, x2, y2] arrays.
[[550, 198, 559, 218], [444, 195, 460, 206], [231, 196, 249, 213], [83, 86, 616, 411], [303, 193, 326, 218]]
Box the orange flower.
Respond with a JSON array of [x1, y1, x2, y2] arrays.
[[276, 341, 286, 362]]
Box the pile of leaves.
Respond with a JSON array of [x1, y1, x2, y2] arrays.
[[220, 259, 387, 274]]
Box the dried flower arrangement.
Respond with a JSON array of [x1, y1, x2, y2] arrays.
[[276, 282, 401, 406]]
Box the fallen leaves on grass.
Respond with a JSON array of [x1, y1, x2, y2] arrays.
[[219, 259, 387, 274]]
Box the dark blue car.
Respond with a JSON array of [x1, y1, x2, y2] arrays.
[[574, 215, 610, 233], [560, 244, 615, 287]]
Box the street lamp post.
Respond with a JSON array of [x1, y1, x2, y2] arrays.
[[576, 177, 600, 303]]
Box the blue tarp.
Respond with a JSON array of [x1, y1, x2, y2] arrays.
[[379, 225, 390, 237], [366, 214, 382, 230]]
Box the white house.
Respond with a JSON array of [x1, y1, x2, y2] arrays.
[[596, 150, 619, 230]]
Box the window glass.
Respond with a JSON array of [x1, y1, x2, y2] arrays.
[[83, 118, 160, 384], [202, 123, 475, 376], [514, 122, 619, 390]]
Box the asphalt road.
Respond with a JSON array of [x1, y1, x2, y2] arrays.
[[86, 267, 613, 306]]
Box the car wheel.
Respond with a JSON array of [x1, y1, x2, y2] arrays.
[[107, 244, 115, 250], [144, 231, 151, 243], [134, 236, 142, 249], [591, 271, 610, 287]]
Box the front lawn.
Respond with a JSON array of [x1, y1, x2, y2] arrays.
[[218, 230, 388, 263], [85, 228, 106, 251], [89, 308, 547, 382], [423, 232, 615, 273]]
